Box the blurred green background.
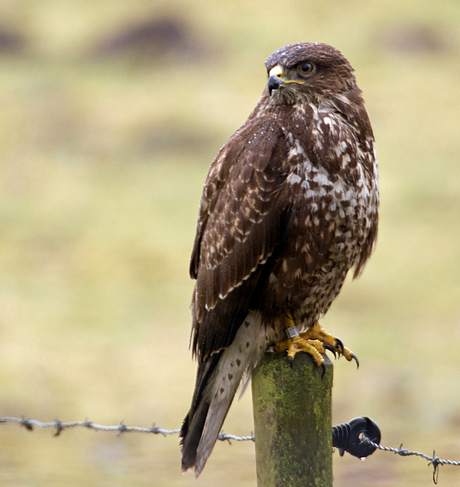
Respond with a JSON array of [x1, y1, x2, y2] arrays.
[[1, 0, 460, 485]]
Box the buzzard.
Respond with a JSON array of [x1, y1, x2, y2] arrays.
[[180, 42, 379, 476]]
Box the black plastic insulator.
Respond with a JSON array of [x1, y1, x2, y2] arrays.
[[332, 417, 381, 459]]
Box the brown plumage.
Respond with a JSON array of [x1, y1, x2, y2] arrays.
[[180, 42, 379, 476]]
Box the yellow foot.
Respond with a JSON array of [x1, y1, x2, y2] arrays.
[[274, 334, 327, 368], [274, 317, 359, 369], [301, 321, 359, 366]]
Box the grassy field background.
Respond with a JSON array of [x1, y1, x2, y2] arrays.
[[1, 1, 460, 485]]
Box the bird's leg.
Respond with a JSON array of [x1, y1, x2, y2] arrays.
[[274, 315, 358, 368]]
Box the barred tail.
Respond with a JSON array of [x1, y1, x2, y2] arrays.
[[180, 312, 266, 477]]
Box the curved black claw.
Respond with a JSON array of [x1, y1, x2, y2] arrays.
[[321, 362, 326, 378], [288, 356, 294, 368], [334, 338, 345, 355], [323, 344, 337, 358], [351, 353, 360, 368]]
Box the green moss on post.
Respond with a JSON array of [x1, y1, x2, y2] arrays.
[[252, 352, 333, 487]]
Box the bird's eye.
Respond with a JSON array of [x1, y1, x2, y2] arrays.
[[297, 63, 314, 74]]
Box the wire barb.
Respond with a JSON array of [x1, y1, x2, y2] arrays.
[[360, 438, 460, 484], [53, 419, 63, 437]]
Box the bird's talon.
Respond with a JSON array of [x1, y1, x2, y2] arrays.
[[323, 344, 337, 358], [335, 338, 344, 355], [321, 362, 326, 378], [351, 353, 359, 368]]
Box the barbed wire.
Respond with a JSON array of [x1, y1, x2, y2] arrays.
[[1, 416, 459, 483], [0, 416, 255, 442], [360, 438, 460, 484]]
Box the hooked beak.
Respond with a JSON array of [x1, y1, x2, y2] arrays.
[[268, 75, 284, 95], [268, 65, 284, 95], [267, 65, 305, 96]]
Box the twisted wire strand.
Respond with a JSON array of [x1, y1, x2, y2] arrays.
[[0, 416, 254, 441], [360, 438, 460, 484]]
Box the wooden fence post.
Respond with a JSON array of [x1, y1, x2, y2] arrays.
[[252, 351, 333, 487]]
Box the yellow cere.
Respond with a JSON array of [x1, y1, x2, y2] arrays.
[[269, 65, 284, 78]]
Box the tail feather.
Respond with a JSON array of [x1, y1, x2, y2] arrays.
[[180, 352, 221, 472], [180, 350, 240, 477], [180, 311, 267, 476], [180, 399, 211, 472], [194, 393, 235, 476]]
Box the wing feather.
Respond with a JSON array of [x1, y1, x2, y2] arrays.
[[189, 118, 290, 360]]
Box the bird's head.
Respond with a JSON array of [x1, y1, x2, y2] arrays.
[[265, 43, 357, 105]]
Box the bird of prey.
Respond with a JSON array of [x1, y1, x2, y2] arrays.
[[180, 42, 379, 477]]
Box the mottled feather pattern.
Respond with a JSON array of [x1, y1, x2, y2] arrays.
[[181, 43, 379, 476], [190, 119, 288, 358]]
